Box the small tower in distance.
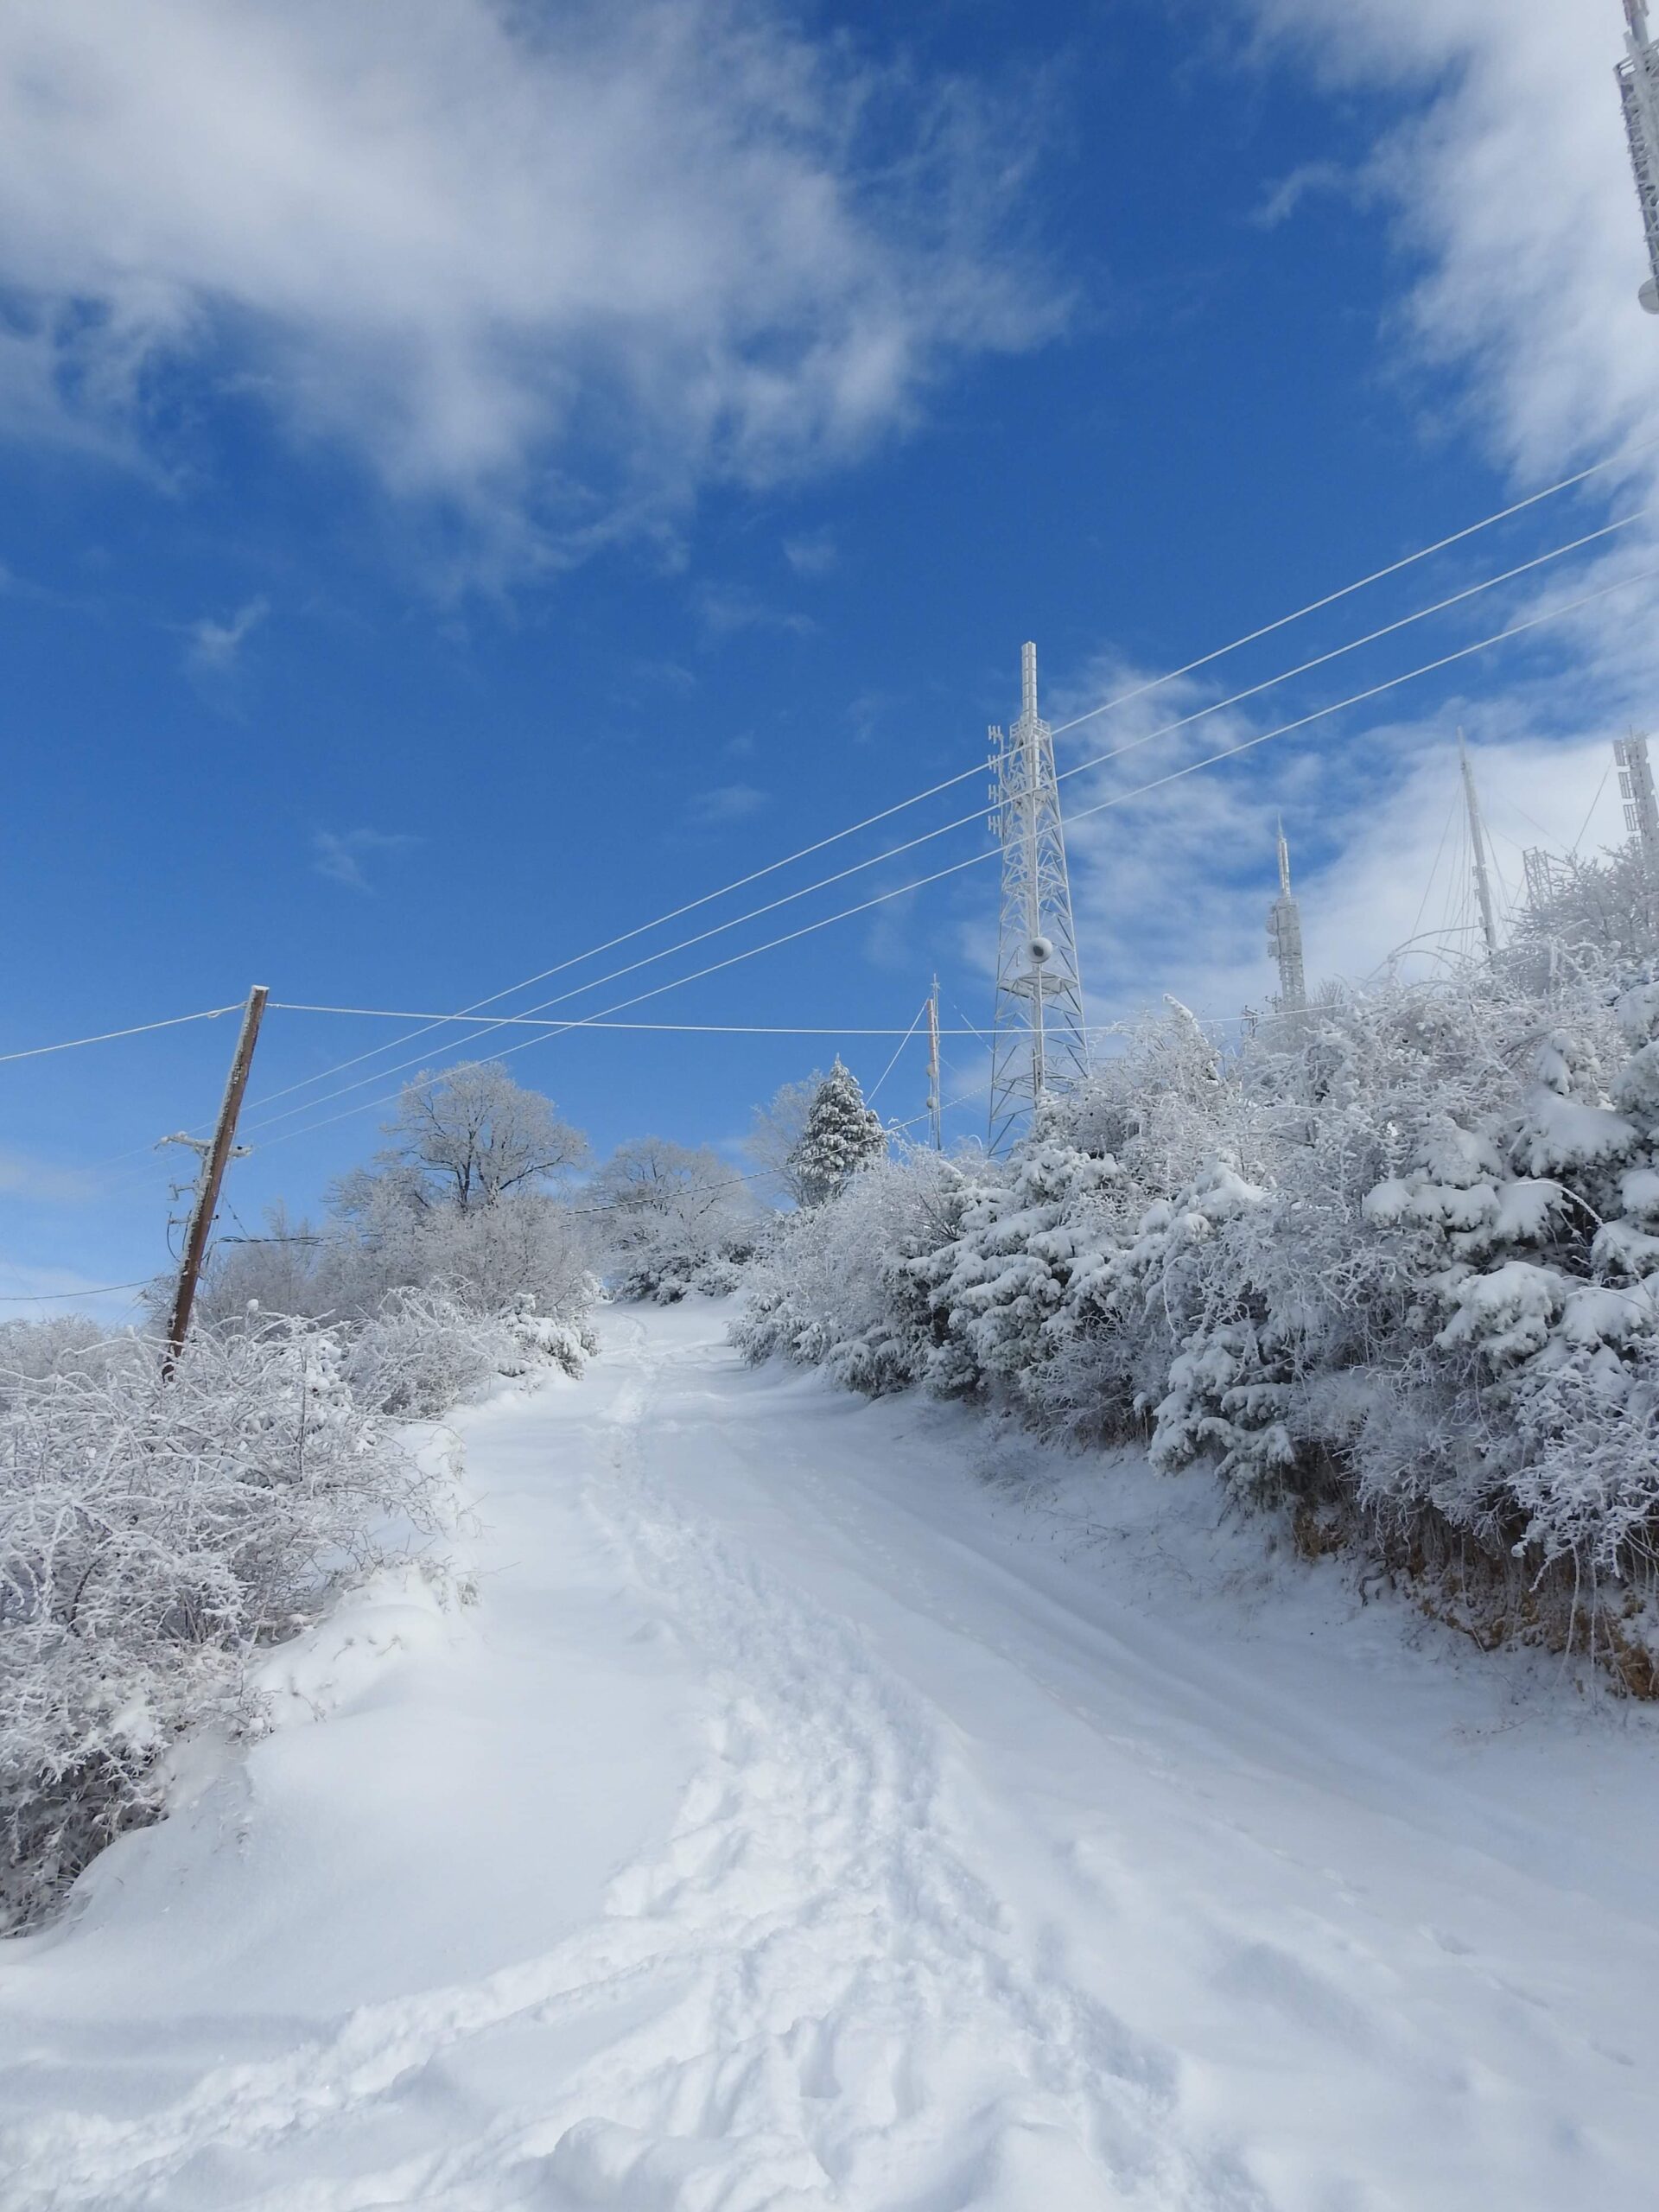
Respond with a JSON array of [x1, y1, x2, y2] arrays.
[[987, 641, 1090, 1154], [1266, 820, 1306, 1014]]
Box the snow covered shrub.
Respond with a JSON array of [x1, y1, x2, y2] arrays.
[[0, 1318, 438, 1929], [734, 1149, 963, 1394], [737, 965, 1659, 1677]]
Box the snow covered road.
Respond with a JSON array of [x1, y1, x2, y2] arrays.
[[3, 1300, 1659, 2209]]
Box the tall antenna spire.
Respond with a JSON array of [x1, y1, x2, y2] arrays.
[[1617, 0, 1659, 311], [988, 640, 1089, 1154], [925, 976, 943, 1151], [1459, 729, 1500, 957], [1266, 818, 1306, 1011], [1615, 729, 1659, 863]]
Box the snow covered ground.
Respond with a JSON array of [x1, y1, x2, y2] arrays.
[[3, 1298, 1658, 2209]]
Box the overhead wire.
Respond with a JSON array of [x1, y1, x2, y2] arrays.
[[863, 999, 929, 1107], [0, 1004, 244, 1067], [194, 439, 1658, 1137], [250, 556, 1659, 1161], [238, 506, 1650, 1148], [1046, 433, 1659, 739]]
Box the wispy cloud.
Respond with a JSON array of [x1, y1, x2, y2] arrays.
[[311, 826, 417, 892], [782, 529, 839, 577], [1247, 157, 1355, 230], [692, 582, 816, 641], [0, 1146, 99, 1204], [186, 594, 269, 675], [688, 782, 769, 829], [0, 1, 1060, 575]]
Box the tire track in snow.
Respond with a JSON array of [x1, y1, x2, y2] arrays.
[[0, 1326, 1268, 2211]]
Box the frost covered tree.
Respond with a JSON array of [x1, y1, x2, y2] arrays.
[[743, 1073, 823, 1206], [357, 1061, 589, 1215], [591, 1137, 760, 1301], [786, 1059, 886, 1207]]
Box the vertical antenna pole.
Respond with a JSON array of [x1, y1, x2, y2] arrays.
[[1459, 731, 1500, 957], [925, 976, 943, 1150], [162, 985, 269, 1378]]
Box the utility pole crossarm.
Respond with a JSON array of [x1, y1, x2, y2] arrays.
[[162, 985, 269, 1376]]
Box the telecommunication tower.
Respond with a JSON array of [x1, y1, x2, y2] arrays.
[[1265, 820, 1306, 1013], [1616, 730, 1659, 860], [1617, 1, 1659, 312], [987, 642, 1090, 1154]]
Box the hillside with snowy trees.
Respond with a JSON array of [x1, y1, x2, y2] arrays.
[[736, 859, 1659, 1692]]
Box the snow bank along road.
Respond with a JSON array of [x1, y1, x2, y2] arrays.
[[3, 1303, 1659, 2209]]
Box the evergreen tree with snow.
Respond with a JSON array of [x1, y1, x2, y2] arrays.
[[786, 1058, 887, 1207]]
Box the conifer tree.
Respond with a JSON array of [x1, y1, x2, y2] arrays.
[[787, 1058, 887, 1206]]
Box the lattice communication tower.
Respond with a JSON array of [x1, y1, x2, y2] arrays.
[[987, 641, 1090, 1154], [1618, 0, 1659, 311]]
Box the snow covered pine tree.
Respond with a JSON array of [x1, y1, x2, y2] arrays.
[[786, 1058, 887, 1206]]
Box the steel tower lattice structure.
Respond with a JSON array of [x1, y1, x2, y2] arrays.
[[1266, 821, 1306, 1013], [987, 641, 1090, 1154], [1618, 0, 1659, 312]]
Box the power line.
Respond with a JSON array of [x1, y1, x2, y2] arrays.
[[0, 1004, 243, 1067], [864, 1000, 929, 1107], [204, 440, 1658, 1136], [244, 507, 1645, 1148], [1048, 437, 1659, 735], [267, 1005, 987, 1036], [253, 557, 1659, 1161], [0, 1280, 153, 1303]]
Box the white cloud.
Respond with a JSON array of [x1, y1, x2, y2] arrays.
[[1015, 3, 1659, 1037], [0, 1, 1056, 570], [186, 594, 269, 674], [311, 826, 416, 891], [1241, 0, 1656, 483], [0, 1146, 99, 1205], [688, 782, 770, 828], [783, 529, 839, 576], [692, 582, 816, 639]]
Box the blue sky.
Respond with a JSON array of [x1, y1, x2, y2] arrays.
[[3, 0, 1659, 1307]]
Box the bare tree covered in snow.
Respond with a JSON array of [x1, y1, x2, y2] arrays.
[[591, 1137, 761, 1302]]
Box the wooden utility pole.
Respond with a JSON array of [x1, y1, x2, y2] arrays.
[[162, 985, 268, 1377]]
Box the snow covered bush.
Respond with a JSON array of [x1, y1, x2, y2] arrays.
[[0, 1317, 440, 1929], [734, 961, 1659, 1681], [734, 1149, 963, 1395]]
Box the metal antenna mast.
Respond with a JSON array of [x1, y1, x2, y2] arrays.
[[1616, 730, 1659, 861], [1266, 818, 1307, 1012], [1618, 0, 1659, 312], [925, 976, 943, 1150], [988, 640, 1089, 1154], [1458, 730, 1500, 957]]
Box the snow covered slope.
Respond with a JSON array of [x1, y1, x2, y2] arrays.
[[2, 1300, 1657, 2209]]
